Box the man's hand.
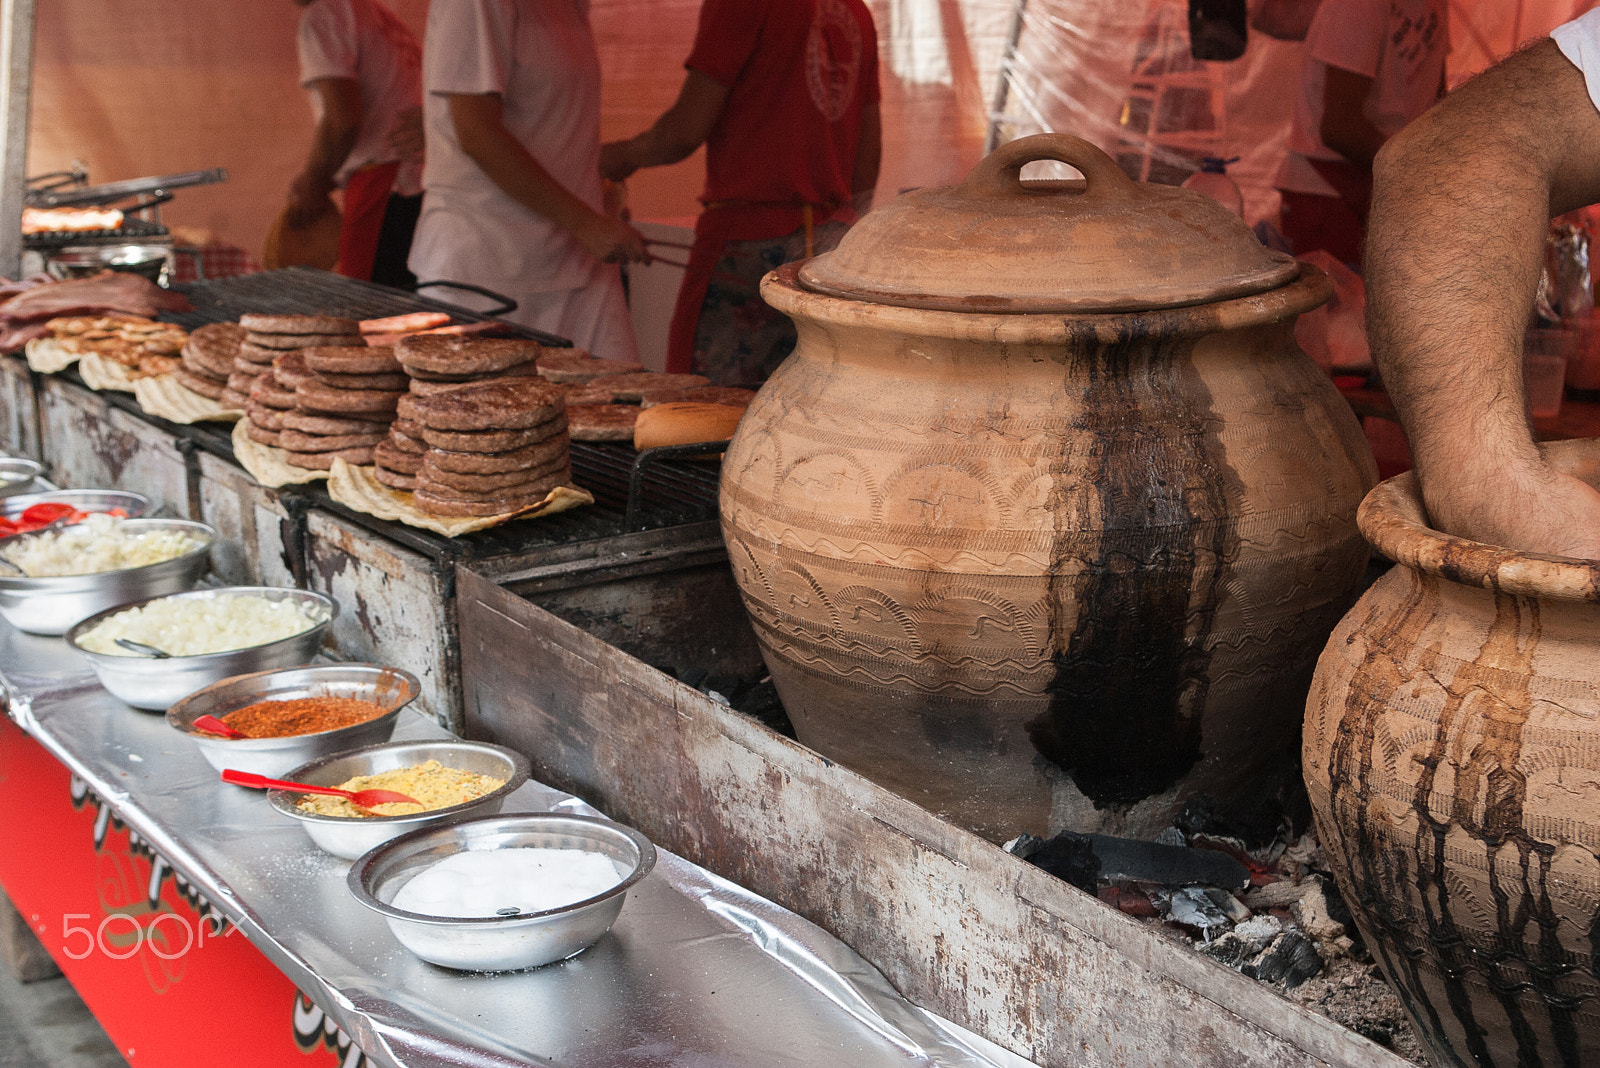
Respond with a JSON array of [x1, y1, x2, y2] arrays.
[[285, 172, 335, 229], [573, 214, 651, 265], [1366, 39, 1600, 561], [1422, 461, 1600, 560], [599, 141, 637, 182]]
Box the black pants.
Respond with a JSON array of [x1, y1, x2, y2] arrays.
[[371, 193, 422, 289]]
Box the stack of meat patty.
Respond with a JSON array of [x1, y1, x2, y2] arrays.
[[279, 344, 407, 470], [394, 378, 571, 517], [176, 322, 247, 401], [230, 314, 361, 411], [374, 334, 547, 493]]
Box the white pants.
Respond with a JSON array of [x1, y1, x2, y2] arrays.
[[422, 265, 639, 363]]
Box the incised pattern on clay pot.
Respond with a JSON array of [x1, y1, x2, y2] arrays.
[[1305, 438, 1600, 1067]]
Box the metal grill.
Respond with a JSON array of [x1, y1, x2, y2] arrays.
[[24, 217, 169, 252], [148, 267, 723, 562]]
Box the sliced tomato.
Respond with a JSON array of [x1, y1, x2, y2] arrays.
[[19, 502, 80, 526]]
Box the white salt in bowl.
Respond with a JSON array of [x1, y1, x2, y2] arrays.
[[347, 812, 656, 971]]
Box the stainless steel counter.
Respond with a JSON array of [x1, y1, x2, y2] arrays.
[[1, 626, 1034, 1068]]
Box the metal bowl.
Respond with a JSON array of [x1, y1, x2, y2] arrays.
[[267, 740, 531, 861], [65, 586, 335, 710], [167, 663, 420, 778], [0, 489, 150, 532], [48, 244, 173, 286], [0, 459, 42, 500], [0, 517, 212, 635], [348, 813, 656, 971]]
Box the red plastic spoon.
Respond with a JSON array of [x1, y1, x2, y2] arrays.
[[194, 714, 247, 739], [220, 769, 420, 811]]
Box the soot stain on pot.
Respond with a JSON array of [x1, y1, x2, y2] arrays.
[[1324, 578, 1582, 1067], [1024, 317, 1240, 807]]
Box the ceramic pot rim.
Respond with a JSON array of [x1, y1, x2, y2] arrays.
[[1358, 439, 1600, 602], [761, 262, 1332, 344]]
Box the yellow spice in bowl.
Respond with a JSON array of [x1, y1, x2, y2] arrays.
[[296, 760, 506, 818]]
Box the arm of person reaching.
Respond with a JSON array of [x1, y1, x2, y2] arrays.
[[1319, 66, 1385, 170], [287, 77, 362, 229], [851, 101, 882, 216], [1365, 39, 1600, 558], [598, 70, 730, 181], [448, 92, 649, 265]]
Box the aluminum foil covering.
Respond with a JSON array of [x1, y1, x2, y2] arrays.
[[2, 626, 1037, 1068]]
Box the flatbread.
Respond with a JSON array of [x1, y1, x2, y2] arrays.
[[413, 473, 571, 516], [567, 403, 639, 442]]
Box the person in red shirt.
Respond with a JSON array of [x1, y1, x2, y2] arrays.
[[601, 0, 881, 387]]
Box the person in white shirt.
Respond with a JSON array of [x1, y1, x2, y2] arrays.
[[288, 0, 425, 287], [407, 0, 647, 359], [1274, 0, 1447, 264], [1364, 11, 1600, 560]]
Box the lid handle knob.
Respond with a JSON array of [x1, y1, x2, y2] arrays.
[[960, 133, 1135, 201]]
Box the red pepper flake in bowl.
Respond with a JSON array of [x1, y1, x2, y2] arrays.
[[220, 696, 387, 738]]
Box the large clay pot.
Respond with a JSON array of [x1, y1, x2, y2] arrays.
[[722, 134, 1377, 841], [1305, 439, 1600, 1067]]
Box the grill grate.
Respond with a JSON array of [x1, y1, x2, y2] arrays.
[[150, 267, 722, 562], [25, 218, 169, 252]]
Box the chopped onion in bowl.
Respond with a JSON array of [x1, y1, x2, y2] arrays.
[[76, 593, 329, 657], [1, 514, 204, 577]]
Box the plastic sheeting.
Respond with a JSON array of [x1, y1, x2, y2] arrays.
[[22, 0, 1599, 263]]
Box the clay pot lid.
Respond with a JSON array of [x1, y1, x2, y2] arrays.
[[798, 133, 1298, 314]]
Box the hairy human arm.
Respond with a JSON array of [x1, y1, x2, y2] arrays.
[[851, 101, 882, 215], [288, 78, 361, 228], [449, 93, 649, 265], [1366, 39, 1600, 558], [1319, 66, 1384, 170], [599, 70, 729, 181]]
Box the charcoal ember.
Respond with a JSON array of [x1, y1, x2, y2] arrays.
[[1097, 885, 1158, 918], [1291, 878, 1347, 942], [1168, 886, 1231, 934], [1204, 886, 1252, 923], [1245, 930, 1323, 988], [1155, 826, 1187, 847], [1012, 831, 1101, 895], [1083, 833, 1248, 890], [1199, 931, 1256, 968], [1231, 914, 1282, 954], [1174, 763, 1311, 848], [1352, 1022, 1395, 1049]]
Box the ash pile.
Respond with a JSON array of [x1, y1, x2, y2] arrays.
[[1007, 788, 1427, 1064]]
